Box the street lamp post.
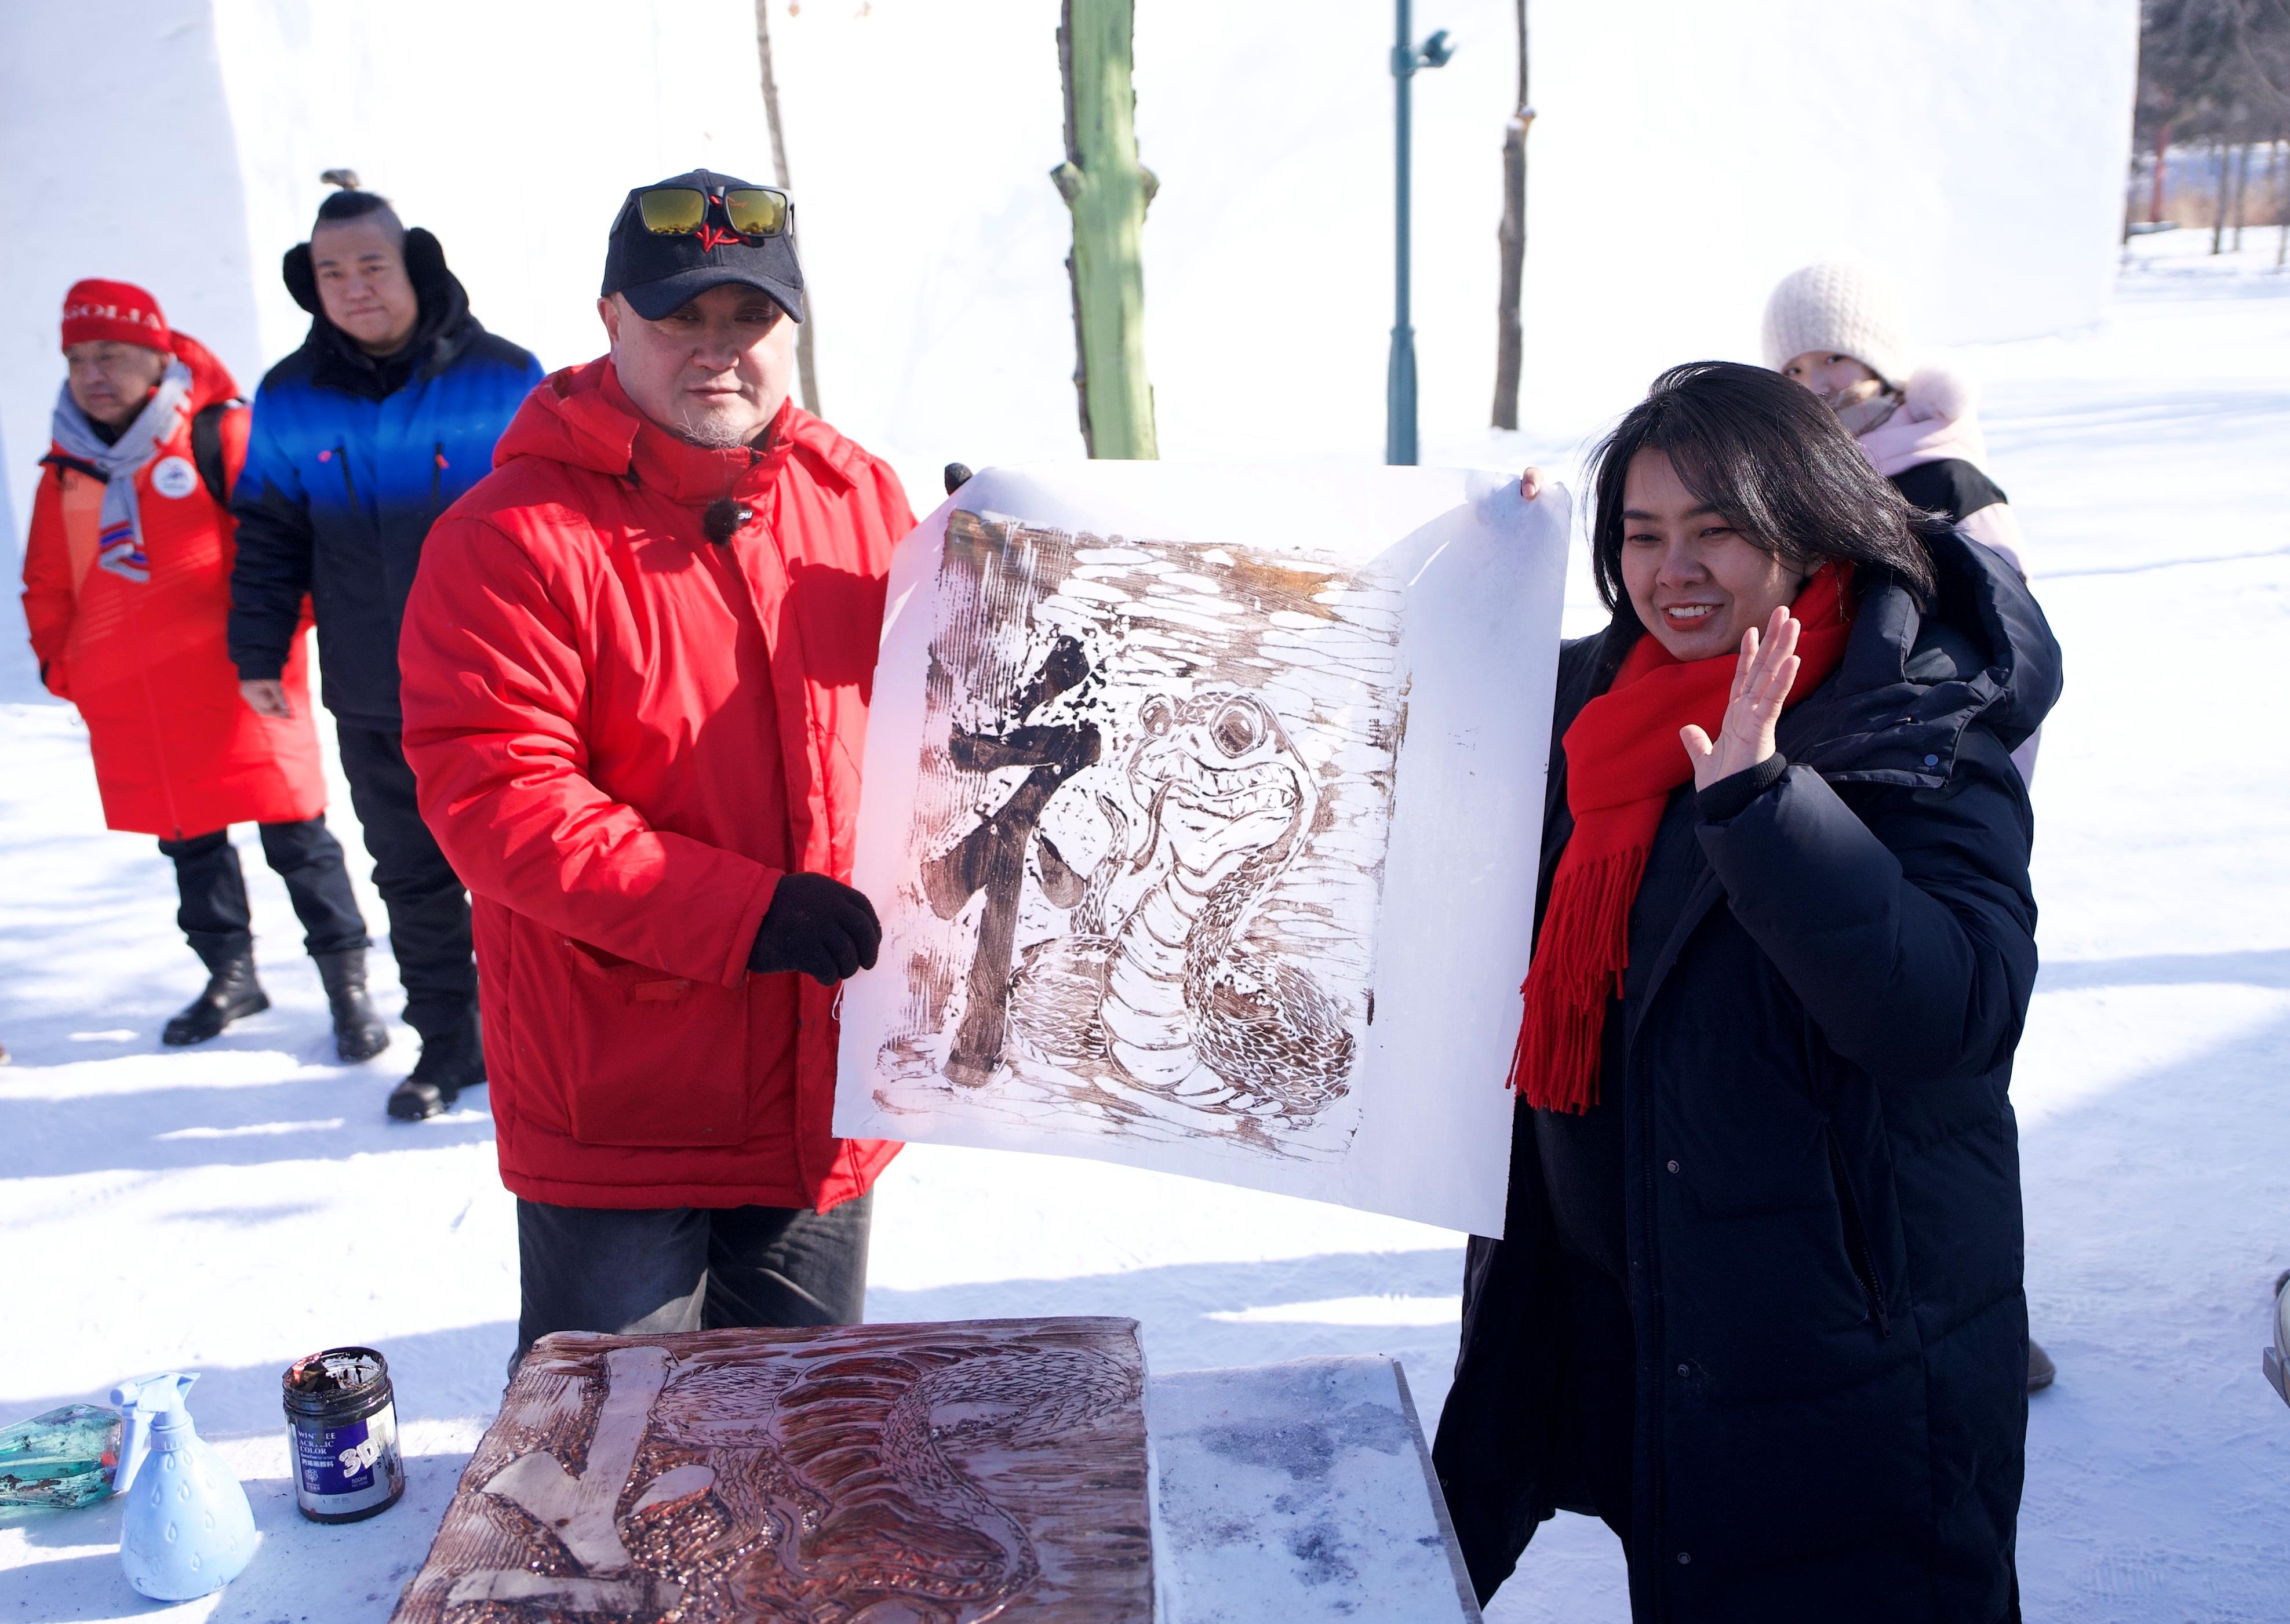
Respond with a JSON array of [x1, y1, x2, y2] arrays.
[[1386, 1, 1451, 466]]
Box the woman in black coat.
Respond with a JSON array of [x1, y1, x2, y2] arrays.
[[1433, 362, 2060, 1622]]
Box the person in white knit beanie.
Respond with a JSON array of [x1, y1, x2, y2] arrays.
[[1760, 257, 2032, 583], [1763, 257, 1920, 427]]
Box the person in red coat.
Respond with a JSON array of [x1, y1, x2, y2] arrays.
[[399, 173, 912, 1363], [21, 280, 384, 1057]]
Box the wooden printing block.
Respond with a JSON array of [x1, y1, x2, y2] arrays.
[[389, 1316, 1153, 1623]]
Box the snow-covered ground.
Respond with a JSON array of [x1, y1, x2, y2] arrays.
[[3, 229, 2288, 1620]]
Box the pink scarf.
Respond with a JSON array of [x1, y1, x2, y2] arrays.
[[1855, 365, 1989, 478]]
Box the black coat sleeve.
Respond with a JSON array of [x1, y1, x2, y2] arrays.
[[225, 404, 315, 683], [1695, 732, 2038, 1085]]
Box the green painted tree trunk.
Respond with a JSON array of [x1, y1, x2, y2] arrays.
[[1054, 0, 1157, 459]]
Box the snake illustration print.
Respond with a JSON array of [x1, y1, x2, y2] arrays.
[[1009, 688, 1357, 1117], [880, 510, 1400, 1151]]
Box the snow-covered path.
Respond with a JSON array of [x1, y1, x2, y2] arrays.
[[3, 233, 2287, 1621]]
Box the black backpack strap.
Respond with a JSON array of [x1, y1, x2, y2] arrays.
[[190, 400, 238, 505], [40, 450, 104, 485]]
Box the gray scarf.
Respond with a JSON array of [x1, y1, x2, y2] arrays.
[[49, 359, 193, 584]]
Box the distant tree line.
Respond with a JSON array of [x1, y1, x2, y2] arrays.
[[2136, 0, 2290, 246]]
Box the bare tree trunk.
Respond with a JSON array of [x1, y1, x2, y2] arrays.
[[2233, 140, 2251, 250], [1490, 0, 1530, 431], [2151, 124, 2170, 223], [2276, 137, 2287, 270], [2212, 140, 2229, 253], [753, 0, 822, 417]]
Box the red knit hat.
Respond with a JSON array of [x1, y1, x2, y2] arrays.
[[60, 279, 170, 352]]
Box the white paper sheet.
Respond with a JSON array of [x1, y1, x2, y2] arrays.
[[834, 463, 1568, 1235]]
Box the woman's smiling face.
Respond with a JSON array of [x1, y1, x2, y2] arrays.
[[1620, 449, 1808, 662]]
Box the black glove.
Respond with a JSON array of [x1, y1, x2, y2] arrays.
[[748, 873, 882, 986]]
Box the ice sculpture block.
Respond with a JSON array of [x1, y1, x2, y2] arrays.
[[1153, 1356, 1481, 1621], [0, 1403, 122, 1509], [389, 1317, 1153, 1623], [836, 463, 1569, 1235]]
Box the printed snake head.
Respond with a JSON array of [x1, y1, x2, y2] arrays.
[[1126, 691, 1315, 880]]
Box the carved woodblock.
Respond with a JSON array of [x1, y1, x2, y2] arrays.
[[389, 1317, 1152, 1623]]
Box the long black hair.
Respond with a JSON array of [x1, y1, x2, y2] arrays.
[[1586, 361, 1942, 619]]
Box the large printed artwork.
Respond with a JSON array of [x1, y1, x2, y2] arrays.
[[838, 465, 1568, 1234], [876, 509, 1399, 1163]]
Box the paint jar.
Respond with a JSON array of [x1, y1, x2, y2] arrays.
[[280, 1346, 404, 1524]]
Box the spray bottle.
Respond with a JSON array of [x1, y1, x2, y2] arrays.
[[110, 1372, 257, 1601]]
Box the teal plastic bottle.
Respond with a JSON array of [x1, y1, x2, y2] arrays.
[[0, 1404, 122, 1508], [112, 1374, 257, 1601]]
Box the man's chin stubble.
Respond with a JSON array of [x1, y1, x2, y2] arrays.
[[669, 407, 759, 450]]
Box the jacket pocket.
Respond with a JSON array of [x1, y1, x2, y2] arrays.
[[531, 938, 753, 1149], [325, 441, 356, 505], [1825, 1125, 1892, 1337]]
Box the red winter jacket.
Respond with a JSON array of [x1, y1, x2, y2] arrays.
[[398, 360, 915, 1212], [20, 333, 325, 839]]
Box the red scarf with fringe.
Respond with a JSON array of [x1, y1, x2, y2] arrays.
[[1508, 566, 1855, 1113]]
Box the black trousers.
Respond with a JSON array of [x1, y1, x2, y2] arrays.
[[159, 817, 367, 967], [512, 1192, 874, 1370], [334, 722, 476, 1042]]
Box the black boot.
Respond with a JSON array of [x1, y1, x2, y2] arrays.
[[162, 941, 270, 1046], [388, 1014, 486, 1121], [313, 948, 391, 1064]]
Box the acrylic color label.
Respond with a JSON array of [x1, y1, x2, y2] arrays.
[[289, 1400, 399, 1513]]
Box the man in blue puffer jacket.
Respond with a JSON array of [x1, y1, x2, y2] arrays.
[[229, 180, 543, 1121]]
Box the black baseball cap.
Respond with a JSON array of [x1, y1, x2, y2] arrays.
[[601, 169, 805, 322]]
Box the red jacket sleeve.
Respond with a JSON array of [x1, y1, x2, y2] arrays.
[[21, 469, 77, 700], [398, 514, 781, 988]]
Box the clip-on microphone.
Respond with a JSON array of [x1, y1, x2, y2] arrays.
[[702, 497, 753, 546]]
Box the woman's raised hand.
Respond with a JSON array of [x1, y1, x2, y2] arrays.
[[1680, 603, 1801, 791], [1519, 466, 1547, 501]]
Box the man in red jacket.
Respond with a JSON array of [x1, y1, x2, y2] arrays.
[[399, 173, 912, 1364], [22, 279, 384, 1059]]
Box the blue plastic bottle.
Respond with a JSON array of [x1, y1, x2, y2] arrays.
[[111, 1372, 257, 1601]]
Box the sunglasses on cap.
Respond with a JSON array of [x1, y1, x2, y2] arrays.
[[631, 184, 790, 241]]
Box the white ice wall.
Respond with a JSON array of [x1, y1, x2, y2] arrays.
[[205, 0, 774, 384], [1, 0, 2138, 698], [1520, 0, 2143, 428], [717, 0, 2143, 468], [0, 0, 770, 699], [0, 0, 265, 696]]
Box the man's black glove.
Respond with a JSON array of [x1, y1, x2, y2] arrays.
[[748, 873, 882, 986]]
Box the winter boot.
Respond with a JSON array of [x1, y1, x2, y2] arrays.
[[313, 949, 391, 1064], [387, 1014, 486, 1122], [2026, 1339, 2056, 1394], [162, 942, 270, 1046]]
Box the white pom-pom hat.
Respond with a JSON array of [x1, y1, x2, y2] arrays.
[[1761, 257, 1916, 388]]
